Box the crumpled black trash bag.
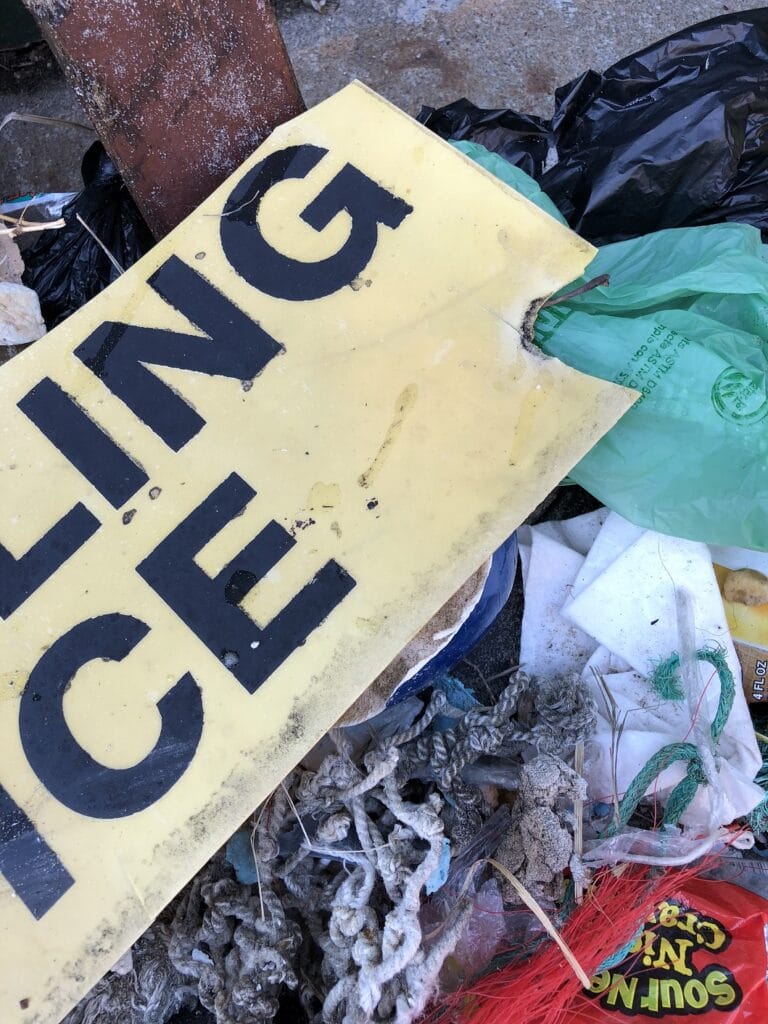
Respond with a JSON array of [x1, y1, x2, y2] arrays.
[[23, 141, 154, 328], [420, 8, 768, 246]]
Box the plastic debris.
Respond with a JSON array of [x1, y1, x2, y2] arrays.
[[22, 141, 153, 328], [440, 877, 507, 988], [711, 545, 768, 704], [430, 674, 480, 732], [450, 867, 768, 1024], [583, 825, 754, 872], [567, 876, 768, 1021], [454, 136, 768, 552], [422, 9, 768, 245], [0, 191, 78, 219], [425, 838, 452, 895], [225, 830, 260, 886], [340, 534, 518, 724], [535, 221, 768, 551], [518, 510, 763, 833]]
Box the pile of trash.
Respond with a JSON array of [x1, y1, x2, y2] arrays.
[[65, 665, 595, 1024], [5, 8, 768, 1024], [59, 500, 768, 1024]]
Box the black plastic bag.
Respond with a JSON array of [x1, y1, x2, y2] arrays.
[[420, 8, 768, 246], [23, 141, 154, 328]]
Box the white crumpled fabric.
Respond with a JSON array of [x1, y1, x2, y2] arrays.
[[517, 510, 763, 833]]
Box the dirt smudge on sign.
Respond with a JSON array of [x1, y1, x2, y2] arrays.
[[358, 383, 418, 489]]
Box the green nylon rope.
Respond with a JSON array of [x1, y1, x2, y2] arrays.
[[607, 647, 734, 833], [747, 729, 768, 833]]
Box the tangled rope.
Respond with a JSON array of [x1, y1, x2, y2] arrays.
[[64, 669, 596, 1024], [608, 646, 735, 832]]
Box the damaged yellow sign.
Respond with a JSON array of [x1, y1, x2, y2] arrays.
[[0, 83, 634, 1023]]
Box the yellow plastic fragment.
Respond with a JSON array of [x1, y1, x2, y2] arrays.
[[0, 82, 635, 1024]]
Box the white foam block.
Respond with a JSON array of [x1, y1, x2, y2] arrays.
[[518, 528, 597, 677]]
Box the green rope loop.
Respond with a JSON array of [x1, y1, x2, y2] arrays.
[[662, 759, 706, 827], [654, 647, 734, 745], [606, 647, 734, 834]]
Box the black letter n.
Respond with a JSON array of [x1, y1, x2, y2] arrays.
[[74, 256, 283, 451]]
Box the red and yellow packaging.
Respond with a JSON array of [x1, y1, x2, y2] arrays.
[[569, 879, 768, 1021]]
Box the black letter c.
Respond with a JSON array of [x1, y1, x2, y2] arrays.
[[20, 614, 203, 819]]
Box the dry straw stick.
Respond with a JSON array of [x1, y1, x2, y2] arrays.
[[0, 212, 65, 238], [75, 215, 124, 274], [486, 858, 591, 989], [574, 740, 585, 905]]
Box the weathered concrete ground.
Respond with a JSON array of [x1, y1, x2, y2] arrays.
[[0, 0, 748, 195], [277, 0, 744, 113]]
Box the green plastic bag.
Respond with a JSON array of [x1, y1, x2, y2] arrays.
[[450, 141, 566, 224], [454, 142, 768, 550], [536, 224, 768, 549]]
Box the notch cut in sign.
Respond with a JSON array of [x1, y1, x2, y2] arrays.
[[0, 82, 634, 1024]]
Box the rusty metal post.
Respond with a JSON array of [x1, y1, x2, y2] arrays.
[[24, 0, 304, 237]]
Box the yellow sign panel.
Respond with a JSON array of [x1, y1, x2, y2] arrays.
[[0, 83, 634, 1023]]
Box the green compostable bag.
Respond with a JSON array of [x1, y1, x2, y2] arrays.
[[535, 224, 768, 549], [453, 142, 768, 550]]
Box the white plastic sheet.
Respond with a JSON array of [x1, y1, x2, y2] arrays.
[[518, 511, 763, 831]]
